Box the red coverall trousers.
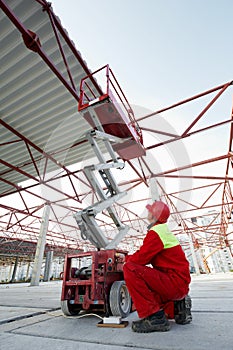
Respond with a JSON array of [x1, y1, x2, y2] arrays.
[[123, 261, 189, 319]]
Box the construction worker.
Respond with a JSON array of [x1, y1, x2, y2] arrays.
[[123, 200, 192, 333]]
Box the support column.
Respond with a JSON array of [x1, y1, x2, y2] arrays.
[[8, 265, 13, 282], [188, 232, 200, 275], [30, 204, 50, 286], [25, 261, 31, 281], [44, 250, 53, 281], [10, 256, 19, 283]]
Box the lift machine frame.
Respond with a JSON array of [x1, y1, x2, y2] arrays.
[[61, 66, 145, 318]]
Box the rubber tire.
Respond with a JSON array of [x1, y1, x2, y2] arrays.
[[61, 300, 81, 316], [109, 280, 131, 318]]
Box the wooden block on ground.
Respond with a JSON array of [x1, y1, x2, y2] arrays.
[[97, 320, 129, 328]]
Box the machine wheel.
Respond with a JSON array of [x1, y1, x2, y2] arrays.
[[61, 300, 81, 316], [109, 280, 131, 318]]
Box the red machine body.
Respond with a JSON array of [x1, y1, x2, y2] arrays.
[[61, 249, 131, 317]]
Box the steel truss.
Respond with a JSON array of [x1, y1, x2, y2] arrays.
[[0, 0, 232, 267]]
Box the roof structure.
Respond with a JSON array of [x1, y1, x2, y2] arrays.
[[0, 0, 233, 267]]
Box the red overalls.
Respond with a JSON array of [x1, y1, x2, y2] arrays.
[[123, 223, 191, 319]]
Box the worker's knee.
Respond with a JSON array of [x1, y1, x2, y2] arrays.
[[123, 262, 134, 283], [123, 261, 141, 279]]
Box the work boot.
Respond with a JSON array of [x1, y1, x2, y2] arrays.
[[132, 310, 170, 333], [174, 295, 192, 325]]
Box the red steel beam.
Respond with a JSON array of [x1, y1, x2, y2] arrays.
[[0, 0, 79, 101], [37, 0, 103, 96], [136, 81, 232, 123], [182, 81, 232, 136], [0, 119, 82, 202], [151, 154, 232, 178], [146, 118, 232, 150], [219, 102, 233, 250]]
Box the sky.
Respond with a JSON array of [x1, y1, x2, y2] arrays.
[[51, 0, 233, 111], [50, 0, 233, 209]]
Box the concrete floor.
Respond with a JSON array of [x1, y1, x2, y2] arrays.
[[0, 272, 232, 350]]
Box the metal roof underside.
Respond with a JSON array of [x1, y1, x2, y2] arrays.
[[0, 0, 101, 197], [0, 0, 233, 263]]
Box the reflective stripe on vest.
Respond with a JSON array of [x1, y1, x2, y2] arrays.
[[150, 223, 179, 249]]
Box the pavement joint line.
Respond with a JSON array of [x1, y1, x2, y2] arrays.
[[191, 297, 233, 299], [192, 310, 233, 313], [2, 330, 173, 350], [0, 304, 56, 309], [0, 312, 64, 333], [0, 307, 61, 325]]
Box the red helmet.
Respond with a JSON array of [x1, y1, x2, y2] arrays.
[[146, 201, 170, 223]]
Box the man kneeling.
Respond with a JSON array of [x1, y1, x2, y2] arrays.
[[123, 201, 192, 333]]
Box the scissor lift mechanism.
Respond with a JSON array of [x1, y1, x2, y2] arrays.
[[74, 129, 129, 249], [61, 66, 144, 318]]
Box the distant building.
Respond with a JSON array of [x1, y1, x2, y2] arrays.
[[189, 211, 233, 273]]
